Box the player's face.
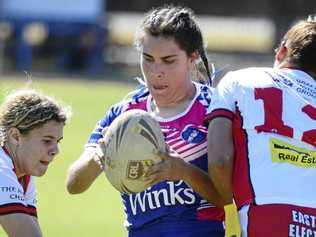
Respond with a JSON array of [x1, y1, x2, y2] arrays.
[[15, 120, 64, 177], [140, 34, 196, 107]]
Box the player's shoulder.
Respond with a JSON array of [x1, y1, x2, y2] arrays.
[[0, 149, 14, 173], [190, 83, 214, 115], [125, 84, 150, 104], [111, 84, 149, 111], [97, 84, 150, 128], [195, 82, 213, 104], [0, 152, 18, 186], [222, 67, 275, 86], [196, 81, 214, 93], [0, 164, 15, 182], [228, 67, 272, 78]]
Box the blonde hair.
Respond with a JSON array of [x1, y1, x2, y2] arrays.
[[277, 15, 316, 75], [0, 89, 71, 145]]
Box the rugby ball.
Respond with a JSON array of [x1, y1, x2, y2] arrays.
[[101, 109, 166, 194]]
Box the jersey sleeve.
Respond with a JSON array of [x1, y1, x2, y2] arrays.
[[86, 102, 124, 147], [0, 169, 37, 217], [208, 72, 238, 122], [86, 85, 150, 147], [201, 85, 214, 115]]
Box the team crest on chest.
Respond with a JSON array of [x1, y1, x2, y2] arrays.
[[181, 124, 206, 144]]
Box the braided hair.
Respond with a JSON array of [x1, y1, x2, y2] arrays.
[[135, 5, 212, 85]]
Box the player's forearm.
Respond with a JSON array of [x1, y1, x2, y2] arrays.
[[66, 149, 102, 194], [207, 117, 235, 204], [208, 154, 234, 204], [182, 164, 225, 207]]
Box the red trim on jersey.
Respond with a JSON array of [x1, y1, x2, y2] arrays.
[[126, 102, 147, 111], [0, 203, 37, 217], [232, 107, 255, 209], [247, 204, 316, 237], [206, 109, 234, 123], [19, 176, 31, 195], [197, 207, 225, 221]]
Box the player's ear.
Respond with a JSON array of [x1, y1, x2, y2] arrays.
[[189, 51, 199, 64], [7, 127, 22, 146], [275, 40, 288, 63]]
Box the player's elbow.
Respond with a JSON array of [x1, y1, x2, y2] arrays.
[[66, 180, 87, 194], [208, 149, 234, 203], [66, 182, 81, 194], [66, 168, 86, 194], [66, 180, 80, 195]]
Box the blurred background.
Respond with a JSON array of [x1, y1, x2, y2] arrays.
[[0, 1, 315, 236], [0, 0, 314, 79]]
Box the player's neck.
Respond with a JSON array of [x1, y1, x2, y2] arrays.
[[151, 99, 192, 118], [151, 83, 196, 118], [278, 63, 316, 81]]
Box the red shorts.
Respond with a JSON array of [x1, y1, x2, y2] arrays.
[[240, 203, 316, 237]]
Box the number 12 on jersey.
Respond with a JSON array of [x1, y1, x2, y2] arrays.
[[254, 87, 316, 147]]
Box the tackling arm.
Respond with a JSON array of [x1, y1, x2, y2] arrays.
[[207, 117, 234, 204], [66, 147, 103, 194], [0, 213, 42, 237], [208, 117, 241, 237]]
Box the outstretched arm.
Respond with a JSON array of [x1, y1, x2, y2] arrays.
[[207, 117, 234, 204], [208, 117, 241, 237], [66, 147, 103, 194]]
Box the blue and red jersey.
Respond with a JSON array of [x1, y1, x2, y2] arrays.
[[87, 82, 224, 233]]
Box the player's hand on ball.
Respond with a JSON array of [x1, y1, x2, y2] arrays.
[[95, 127, 109, 170], [98, 110, 167, 194], [95, 143, 105, 170], [145, 148, 188, 185]]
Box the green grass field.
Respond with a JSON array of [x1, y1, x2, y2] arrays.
[[0, 76, 137, 237]]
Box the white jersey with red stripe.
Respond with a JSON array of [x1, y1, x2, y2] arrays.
[[0, 147, 37, 217], [209, 67, 316, 209]]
